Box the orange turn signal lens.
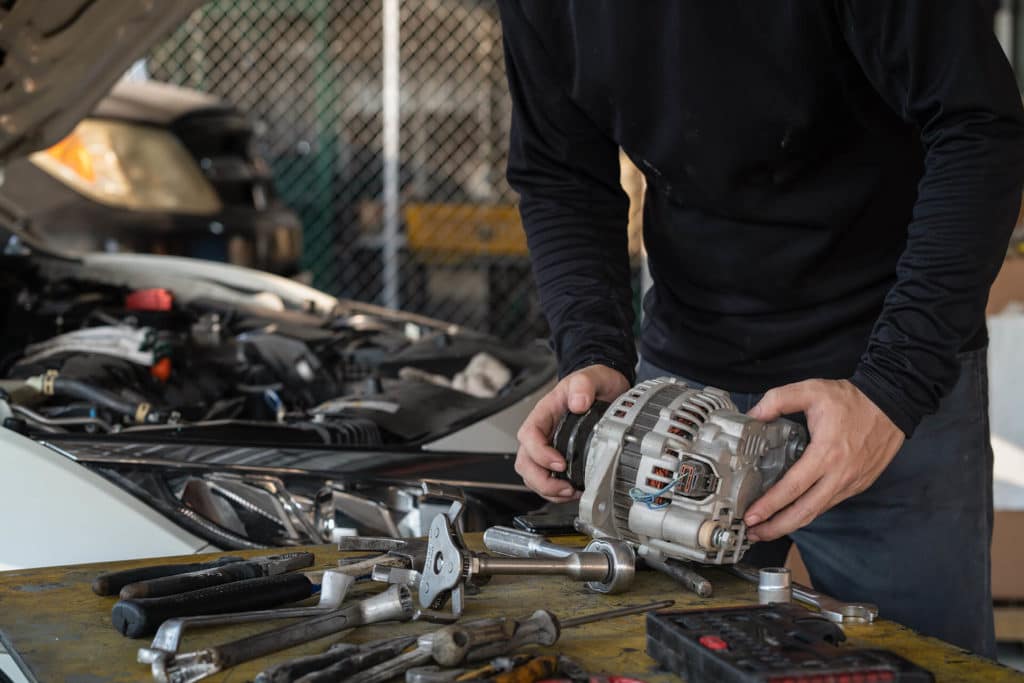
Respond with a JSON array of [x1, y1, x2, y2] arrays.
[[43, 131, 95, 183]]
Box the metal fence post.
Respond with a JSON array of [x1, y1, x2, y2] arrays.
[[382, 0, 402, 310]]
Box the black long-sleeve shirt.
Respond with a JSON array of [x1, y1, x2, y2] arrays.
[[498, 1, 1024, 435]]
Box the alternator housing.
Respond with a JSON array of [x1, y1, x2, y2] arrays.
[[557, 378, 806, 565]]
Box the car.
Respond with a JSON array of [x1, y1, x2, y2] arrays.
[[0, 0, 554, 571], [0, 78, 304, 276]]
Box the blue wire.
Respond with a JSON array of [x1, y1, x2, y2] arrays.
[[629, 475, 684, 510]]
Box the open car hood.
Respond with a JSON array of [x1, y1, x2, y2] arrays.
[[0, 0, 204, 162]]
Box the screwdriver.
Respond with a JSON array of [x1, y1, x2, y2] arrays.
[[336, 599, 676, 683]]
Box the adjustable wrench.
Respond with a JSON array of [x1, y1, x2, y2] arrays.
[[729, 564, 878, 624]]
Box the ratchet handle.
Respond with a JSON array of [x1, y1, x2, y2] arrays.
[[91, 556, 244, 596], [111, 572, 314, 639]]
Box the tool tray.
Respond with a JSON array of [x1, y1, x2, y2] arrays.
[[646, 604, 934, 683]]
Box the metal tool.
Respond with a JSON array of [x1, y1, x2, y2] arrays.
[[113, 572, 320, 638], [336, 536, 430, 578], [420, 503, 635, 617], [757, 566, 792, 604], [730, 564, 877, 623], [404, 654, 537, 683], [484, 526, 712, 598], [333, 483, 467, 580], [336, 535, 460, 624], [482, 527, 577, 559], [92, 556, 245, 596], [343, 599, 674, 683], [149, 584, 416, 683], [137, 569, 354, 667], [257, 637, 419, 683], [118, 552, 315, 599], [487, 655, 560, 683], [639, 554, 713, 598]]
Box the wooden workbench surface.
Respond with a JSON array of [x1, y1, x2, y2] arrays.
[[0, 538, 1020, 683]]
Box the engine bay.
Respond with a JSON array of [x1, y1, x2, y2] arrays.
[[0, 259, 552, 448]]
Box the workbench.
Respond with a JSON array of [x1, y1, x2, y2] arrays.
[[0, 537, 1020, 683]]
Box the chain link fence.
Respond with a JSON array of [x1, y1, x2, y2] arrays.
[[148, 0, 548, 344]]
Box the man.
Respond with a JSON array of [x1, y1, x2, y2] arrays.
[[497, 1, 1024, 656]]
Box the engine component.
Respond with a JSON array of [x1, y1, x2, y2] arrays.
[[15, 324, 157, 367], [553, 377, 807, 565], [24, 370, 163, 424]]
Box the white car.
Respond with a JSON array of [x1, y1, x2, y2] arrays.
[[0, 0, 553, 571]]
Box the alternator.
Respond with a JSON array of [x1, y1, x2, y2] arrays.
[[553, 378, 807, 565]]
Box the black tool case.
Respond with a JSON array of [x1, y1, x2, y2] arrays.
[[646, 604, 934, 683]]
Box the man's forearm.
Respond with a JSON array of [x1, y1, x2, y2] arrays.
[[499, 0, 636, 380], [839, 0, 1024, 435], [520, 194, 636, 380]]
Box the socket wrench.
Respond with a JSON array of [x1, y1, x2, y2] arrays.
[[730, 564, 877, 624]]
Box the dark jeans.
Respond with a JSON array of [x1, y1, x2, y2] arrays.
[[637, 349, 996, 658]]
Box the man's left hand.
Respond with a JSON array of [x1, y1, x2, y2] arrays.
[[743, 379, 905, 542]]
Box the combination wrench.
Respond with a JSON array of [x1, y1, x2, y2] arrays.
[[137, 569, 354, 666], [729, 564, 878, 624], [149, 584, 416, 683]]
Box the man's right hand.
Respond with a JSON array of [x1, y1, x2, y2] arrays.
[[515, 364, 630, 502]]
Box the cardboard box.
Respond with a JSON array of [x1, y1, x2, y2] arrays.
[[992, 510, 1024, 601], [988, 258, 1024, 316]]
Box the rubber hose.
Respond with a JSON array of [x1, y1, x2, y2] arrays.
[[51, 378, 144, 419]]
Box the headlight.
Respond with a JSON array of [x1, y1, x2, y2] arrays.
[[30, 119, 222, 214]]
